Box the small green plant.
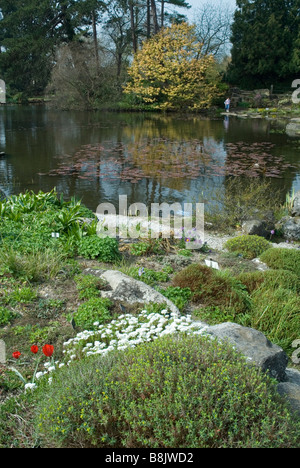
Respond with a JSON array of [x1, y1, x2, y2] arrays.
[[77, 236, 120, 262], [74, 274, 108, 300], [9, 286, 37, 304], [73, 297, 113, 330], [177, 248, 192, 257], [260, 248, 300, 277], [0, 306, 16, 327], [225, 235, 272, 259], [125, 266, 169, 286], [130, 239, 165, 256], [159, 286, 192, 311]]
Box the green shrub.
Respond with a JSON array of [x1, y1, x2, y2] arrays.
[[172, 264, 251, 314], [73, 297, 113, 330], [77, 236, 120, 262], [34, 334, 300, 448], [0, 306, 16, 327], [245, 287, 300, 355], [237, 269, 300, 293], [260, 248, 300, 277], [225, 235, 272, 260]]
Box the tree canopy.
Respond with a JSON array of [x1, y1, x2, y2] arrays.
[[227, 0, 300, 89], [124, 23, 222, 111]]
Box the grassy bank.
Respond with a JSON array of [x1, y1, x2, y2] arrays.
[[0, 190, 299, 448]]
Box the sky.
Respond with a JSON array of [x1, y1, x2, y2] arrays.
[[183, 0, 237, 20]]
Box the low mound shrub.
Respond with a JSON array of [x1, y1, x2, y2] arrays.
[[247, 287, 300, 355], [237, 269, 300, 293], [259, 248, 300, 277], [34, 334, 300, 448], [224, 235, 272, 259], [172, 264, 251, 314]]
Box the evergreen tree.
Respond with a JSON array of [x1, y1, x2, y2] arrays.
[[227, 0, 300, 89], [0, 0, 89, 97]]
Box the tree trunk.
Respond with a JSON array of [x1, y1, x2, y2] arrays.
[[147, 0, 151, 38], [92, 11, 100, 74], [161, 0, 165, 28], [150, 0, 159, 34], [129, 0, 137, 53]]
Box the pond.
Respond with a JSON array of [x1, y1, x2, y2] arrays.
[[0, 105, 299, 213]]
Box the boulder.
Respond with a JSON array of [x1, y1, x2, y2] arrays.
[[0, 339, 5, 364], [276, 216, 300, 240], [291, 191, 300, 217], [277, 382, 300, 416], [83, 268, 180, 316], [286, 118, 300, 137], [241, 219, 270, 237], [205, 322, 288, 381]]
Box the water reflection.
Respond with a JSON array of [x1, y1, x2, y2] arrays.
[[0, 105, 299, 211]]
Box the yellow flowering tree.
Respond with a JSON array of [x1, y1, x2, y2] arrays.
[[124, 23, 222, 111]]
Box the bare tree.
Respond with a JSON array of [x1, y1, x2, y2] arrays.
[[192, 0, 234, 60]]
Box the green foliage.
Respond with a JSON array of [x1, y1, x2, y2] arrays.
[[34, 334, 300, 448], [237, 269, 300, 294], [227, 0, 300, 88], [225, 235, 272, 260], [172, 263, 251, 314], [246, 286, 300, 355], [259, 248, 300, 277], [74, 274, 108, 300], [159, 286, 192, 311], [0, 306, 16, 327], [73, 297, 113, 330], [0, 247, 66, 282], [77, 235, 120, 262], [125, 266, 170, 286], [130, 240, 164, 256], [8, 286, 37, 304]]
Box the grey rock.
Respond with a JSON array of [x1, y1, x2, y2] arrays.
[[277, 216, 300, 240], [205, 322, 288, 381], [0, 339, 5, 364], [286, 118, 300, 137], [285, 368, 300, 386], [291, 191, 300, 217], [277, 382, 300, 415], [241, 219, 270, 237], [83, 268, 180, 316]]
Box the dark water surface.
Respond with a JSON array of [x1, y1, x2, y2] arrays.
[[0, 105, 299, 211]]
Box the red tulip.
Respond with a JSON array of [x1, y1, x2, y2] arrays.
[[42, 344, 54, 358], [12, 351, 21, 360], [31, 345, 39, 354]]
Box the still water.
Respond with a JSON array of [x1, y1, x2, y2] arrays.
[[0, 105, 299, 212]]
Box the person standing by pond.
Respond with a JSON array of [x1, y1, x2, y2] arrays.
[[224, 98, 231, 112]]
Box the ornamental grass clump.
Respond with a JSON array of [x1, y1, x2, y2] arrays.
[[224, 235, 272, 259], [259, 248, 300, 277], [34, 334, 300, 448], [237, 269, 300, 293]]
